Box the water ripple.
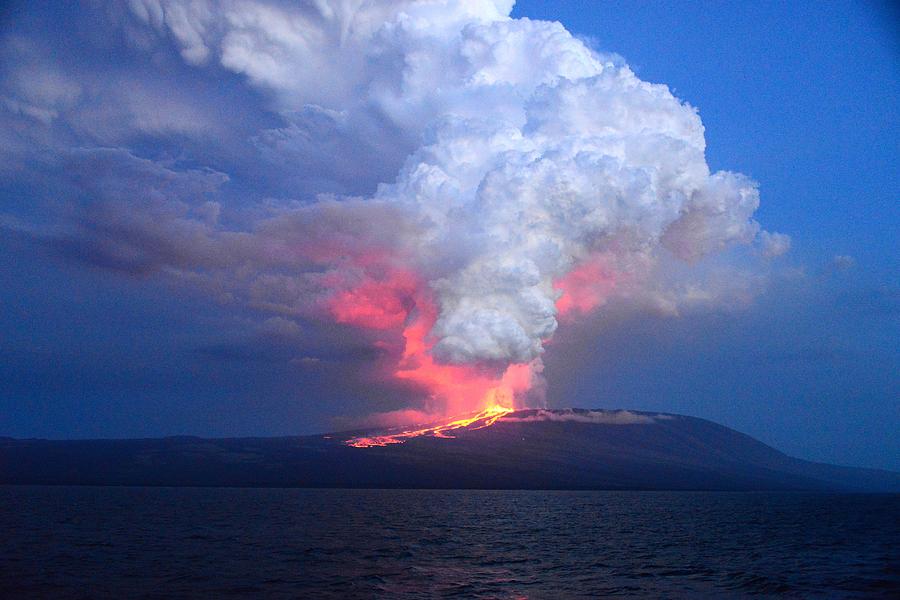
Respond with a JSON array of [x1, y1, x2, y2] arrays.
[[0, 487, 898, 598]]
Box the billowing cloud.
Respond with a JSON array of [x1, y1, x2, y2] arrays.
[[0, 0, 789, 417]]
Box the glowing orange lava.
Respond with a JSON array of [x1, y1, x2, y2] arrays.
[[346, 403, 514, 448]]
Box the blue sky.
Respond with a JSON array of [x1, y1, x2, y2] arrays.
[[0, 1, 897, 470]]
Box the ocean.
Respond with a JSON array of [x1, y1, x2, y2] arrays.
[[1, 486, 897, 598]]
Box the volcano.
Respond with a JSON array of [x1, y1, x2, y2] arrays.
[[2, 409, 897, 491]]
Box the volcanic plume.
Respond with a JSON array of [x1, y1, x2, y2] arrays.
[[10, 0, 789, 428], [238, 0, 782, 424]]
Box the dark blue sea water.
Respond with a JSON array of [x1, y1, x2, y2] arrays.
[[1, 487, 897, 599]]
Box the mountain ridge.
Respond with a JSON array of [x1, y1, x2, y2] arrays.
[[2, 408, 897, 491]]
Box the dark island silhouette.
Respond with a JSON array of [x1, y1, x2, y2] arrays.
[[2, 409, 897, 491]]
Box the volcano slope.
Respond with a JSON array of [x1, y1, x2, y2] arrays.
[[1, 409, 897, 491]]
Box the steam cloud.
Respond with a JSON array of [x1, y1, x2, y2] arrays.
[[500, 409, 672, 425], [1, 0, 788, 415]]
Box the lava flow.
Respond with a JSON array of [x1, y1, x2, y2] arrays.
[[346, 403, 514, 448]]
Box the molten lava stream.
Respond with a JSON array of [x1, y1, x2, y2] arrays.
[[345, 403, 514, 448]]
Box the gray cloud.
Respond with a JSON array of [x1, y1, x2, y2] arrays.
[[500, 408, 672, 425], [756, 230, 792, 259], [831, 254, 856, 271]]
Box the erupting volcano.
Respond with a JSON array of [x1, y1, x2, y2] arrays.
[[42, 0, 788, 432]]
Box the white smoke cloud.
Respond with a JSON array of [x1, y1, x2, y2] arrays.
[[5, 1, 786, 375], [124, 0, 785, 366]]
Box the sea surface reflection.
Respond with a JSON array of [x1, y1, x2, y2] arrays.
[[1, 487, 898, 598]]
